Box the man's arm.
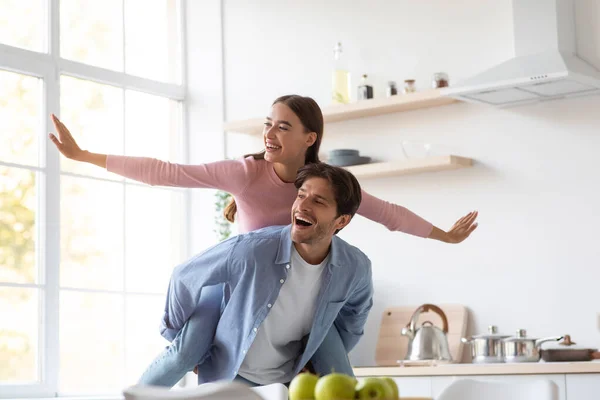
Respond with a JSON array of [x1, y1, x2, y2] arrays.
[[160, 236, 238, 341], [334, 261, 374, 352]]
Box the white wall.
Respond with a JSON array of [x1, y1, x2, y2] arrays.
[[216, 0, 600, 367]]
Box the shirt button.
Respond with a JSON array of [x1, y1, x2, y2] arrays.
[[267, 304, 272, 308], [280, 279, 284, 283], [242, 350, 246, 354], [253, 328, 258, 332], [286, 264, 290, 269]]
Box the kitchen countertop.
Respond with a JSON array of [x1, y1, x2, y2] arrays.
[[353, 361, 600, 377]]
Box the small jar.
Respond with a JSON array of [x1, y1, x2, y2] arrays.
[[386, 81, 398, 97], [403, 79, 416, 94], [432, 72, 449, 88]]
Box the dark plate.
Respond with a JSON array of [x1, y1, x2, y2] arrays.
[[327, 156, 371, 167]]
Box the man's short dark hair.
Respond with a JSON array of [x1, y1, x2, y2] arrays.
[[294, 163, 362, 218]]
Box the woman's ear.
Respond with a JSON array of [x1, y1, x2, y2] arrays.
[[305, 132, 317, 147]]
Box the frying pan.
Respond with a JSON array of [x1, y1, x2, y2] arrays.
[[541, 348, 600, 362], [541, 335, 600, 362]]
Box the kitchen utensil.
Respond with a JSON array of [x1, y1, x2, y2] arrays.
[[540, 334, 600, 362], [401, 304, 453, 362], [461, 325, 510, 364], [375, 304, 468, 366], [502, 329, 563, 363]]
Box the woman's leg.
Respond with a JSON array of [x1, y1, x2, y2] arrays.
[[309, 324, 354, 376], [138, 285, 224, 387]]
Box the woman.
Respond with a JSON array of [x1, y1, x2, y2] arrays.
[[49, 95, 478, 386]]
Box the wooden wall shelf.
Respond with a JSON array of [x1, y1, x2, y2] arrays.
[[342, 155, 473, 179], [223, 89, 459, 135]]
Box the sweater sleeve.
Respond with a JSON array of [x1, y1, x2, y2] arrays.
[[357, 189, 434, 238], [105, 155, 255, 195]]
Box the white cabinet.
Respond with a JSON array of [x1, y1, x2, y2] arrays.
[[393, 377, 432, 398], [566, 374, 600, 400], [356, 364, 600, 399], [430, 375, 566, 400]]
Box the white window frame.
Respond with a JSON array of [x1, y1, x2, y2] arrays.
[[0, 0, 189, 397]]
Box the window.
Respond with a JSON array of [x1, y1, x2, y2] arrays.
[[0, 1, 187, 397]]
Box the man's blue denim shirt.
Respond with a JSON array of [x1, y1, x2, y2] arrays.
[[160, 224, 373, 383]]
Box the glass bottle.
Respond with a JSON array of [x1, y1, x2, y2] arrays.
[[432, 72, 449, 88], [332, 42, 351, 104], [386, 81, 398, 97], [403, 79, 416, 94], [357, 74, 374, 100]]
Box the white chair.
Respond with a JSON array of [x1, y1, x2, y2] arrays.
[[437, 378, 559, 400]]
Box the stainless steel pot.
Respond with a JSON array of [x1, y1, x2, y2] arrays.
[[461, 325, 510, 363], [502, 329, 563, 363]]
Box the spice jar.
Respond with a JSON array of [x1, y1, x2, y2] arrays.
[[432, 72, 449, 88], [386, 81, 398, 97], [403, 79, 416, 94]]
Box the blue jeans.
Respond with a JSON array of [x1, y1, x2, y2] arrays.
[[138, 285, 223, 387], [138, 285, 354, 387]]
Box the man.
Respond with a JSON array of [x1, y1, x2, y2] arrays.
[[148, 163, 373, 386]]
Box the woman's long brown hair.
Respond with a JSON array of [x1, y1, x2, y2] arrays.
[[223, 95, 324, 223]]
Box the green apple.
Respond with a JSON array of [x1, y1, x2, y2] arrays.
[[314, 373, 357, 400], [355, 377, 395, 400], [381, 377, 399, 400], [289, 372, 319, 400]]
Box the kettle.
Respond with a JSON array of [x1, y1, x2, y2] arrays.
[[401, 304, 453, 362]]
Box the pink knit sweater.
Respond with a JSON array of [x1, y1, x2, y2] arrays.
[[106, 155, 433, 237]]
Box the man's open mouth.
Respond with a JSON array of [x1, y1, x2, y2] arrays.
[[294, 215, 314, 227]]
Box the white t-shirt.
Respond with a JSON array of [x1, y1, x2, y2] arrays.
[[237, 245, 328, 384]]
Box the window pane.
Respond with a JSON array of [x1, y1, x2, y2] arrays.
[[60, 291, 124, 394], [60, 177, 123, 291], [125, 0, 181, 83], [60, 76, 124, 179], [125, 186, 184, 293], [125, 294, 167, 385], [0, 0, 45, 52], [0, 70, 41, 167], [0, 167, 37, 284], [125, 90, 181, 162], [60, 0, 123, 71], [0, 287, 39, 383]]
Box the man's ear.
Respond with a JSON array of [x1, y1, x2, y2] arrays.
[[334, 214, 352, 231], [306, 132, 317, 147]]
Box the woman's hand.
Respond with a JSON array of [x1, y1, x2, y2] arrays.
[[48, 114, 107, 168], [429, 211, 479, 244], [445, 211, 478, 243], [48, 114, 84, 161]]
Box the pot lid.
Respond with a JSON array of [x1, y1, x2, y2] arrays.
[[503, 328, 538, 343], [472, 325, 510, 339], [543, 334, 596, 350]]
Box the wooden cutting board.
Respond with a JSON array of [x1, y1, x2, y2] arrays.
[[375, 304, 468, 366]]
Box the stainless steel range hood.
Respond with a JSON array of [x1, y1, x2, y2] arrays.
[[442, 0, 600, 107]]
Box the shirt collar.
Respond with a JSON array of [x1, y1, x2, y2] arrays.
[[275, 224, 344, 268]]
